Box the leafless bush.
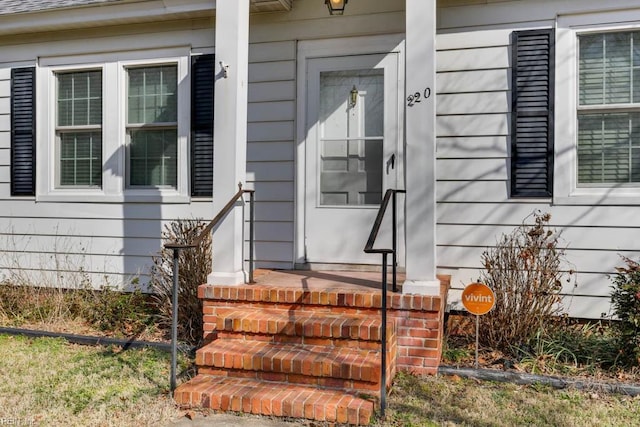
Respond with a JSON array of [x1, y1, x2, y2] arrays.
[[479, 211, 575, 354], [148, 218, 211, 345], [0, 227, 151, 335]]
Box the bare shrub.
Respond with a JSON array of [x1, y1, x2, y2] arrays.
[[479, 211, 574, 354], [0, 229, 95, 291], [148, 218, 211, 345], [0, 228, 152, 336]]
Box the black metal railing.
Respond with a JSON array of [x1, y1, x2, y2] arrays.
[[164, 182, 255, 391], [363, 188, 405, 417]]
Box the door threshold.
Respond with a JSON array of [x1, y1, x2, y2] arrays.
[[295, 262, 406, 273]]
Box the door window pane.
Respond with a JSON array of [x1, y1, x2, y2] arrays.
[[319, 69, 384, 205]]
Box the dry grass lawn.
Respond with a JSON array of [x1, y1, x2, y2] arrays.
[[380, 372, 640, 427], [0, 334, 184, 426], [1, 334, 640, 427]]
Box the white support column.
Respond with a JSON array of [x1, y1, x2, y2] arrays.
[[402, 0, 440, 295], [207, 0, 250, 285]]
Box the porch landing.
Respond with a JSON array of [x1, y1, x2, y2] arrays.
[[174, 270, 450, 425]]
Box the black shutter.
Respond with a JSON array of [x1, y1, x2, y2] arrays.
[[510, 29, 554, 198], [191, 54, 214, 197], [11, 67, 36, 196]]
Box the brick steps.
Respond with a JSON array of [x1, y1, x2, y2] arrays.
[[174, 271, 449, 425], [213, 307, 386, 342], [176, 375, 374, 425], [196, 339, 381, 384]]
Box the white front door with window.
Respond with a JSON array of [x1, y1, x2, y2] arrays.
[[302, 53, 403, 266]]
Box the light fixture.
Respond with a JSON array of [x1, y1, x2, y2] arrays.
[[325, 0, 348, 15], [350, 85, 358, 107]]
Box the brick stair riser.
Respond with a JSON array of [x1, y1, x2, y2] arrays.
[[204, 299, 385, 312], [199, 286, 444, 313], [194, 362, 394, 396], [209, 321, 392, 344], [197, 367, 382, 396], [195, 346, 382, 383], [203, 304, 393, 345], [216, 317, 382, 341]]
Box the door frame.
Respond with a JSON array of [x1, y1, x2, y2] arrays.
[[295, 35, 406, 266]]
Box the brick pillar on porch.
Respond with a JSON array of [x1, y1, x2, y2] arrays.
[[388, 275, 450, 375]]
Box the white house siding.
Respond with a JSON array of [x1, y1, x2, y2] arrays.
[[4, 0, 633, 320], [245, 0, 406, 269], [0, 18, 216, 289], [246, 41, 296, 269], [436, 0, 640, 318], [0, 0, 408, 287]]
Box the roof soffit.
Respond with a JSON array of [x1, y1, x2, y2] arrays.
[[0, 0, 294, 36]]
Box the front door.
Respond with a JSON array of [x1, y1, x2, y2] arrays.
[[304, 53, 402, 265]]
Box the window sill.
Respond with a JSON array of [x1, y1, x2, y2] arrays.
[[36, 191, 190, 204], [554, 188, 640, 206]]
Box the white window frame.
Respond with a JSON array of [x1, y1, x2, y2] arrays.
[[54, 67, 104, 189], [555, 9, 640, 205], [125, 63, 179, 189], [37, 47, 190, 203]]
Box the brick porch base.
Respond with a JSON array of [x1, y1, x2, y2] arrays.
[[174, 270, 450, 425]]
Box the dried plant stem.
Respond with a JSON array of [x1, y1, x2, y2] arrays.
[[479, 211, 574, 353], [148, 218, 211, 345]]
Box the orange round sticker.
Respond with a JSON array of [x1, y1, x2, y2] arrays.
[[462, 283, 495, 315]]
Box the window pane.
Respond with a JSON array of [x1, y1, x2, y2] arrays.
[[579, 32, 639, 105], [57, 71, 102, 126], [129, 128, 177, 187], [577, 112, 640, 184], [605, 33, 631, 104], [127, 65, 177, 124], [59, 132, 102, 187], [579, 34, 605, 105]]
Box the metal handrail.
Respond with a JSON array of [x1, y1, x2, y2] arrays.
[[164, 182, 256, 392], [363, 188, 405, 417]]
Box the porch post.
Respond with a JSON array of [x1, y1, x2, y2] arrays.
[[402, 0, 440, 295], [207, 0, 250, 285]]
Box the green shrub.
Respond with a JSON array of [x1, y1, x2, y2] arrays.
[[610, 256, 640, 366], [479, 211, 575, 354], [518, 321, 619, 374], [81, 285, 153, 334]]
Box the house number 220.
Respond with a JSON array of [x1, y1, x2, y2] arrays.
[[407, 88, 431, 107]]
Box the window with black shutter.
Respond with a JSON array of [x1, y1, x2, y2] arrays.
[[510, 29, 555, 198], [191, 54, 214, 197], [11, 67, 36, 196]]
